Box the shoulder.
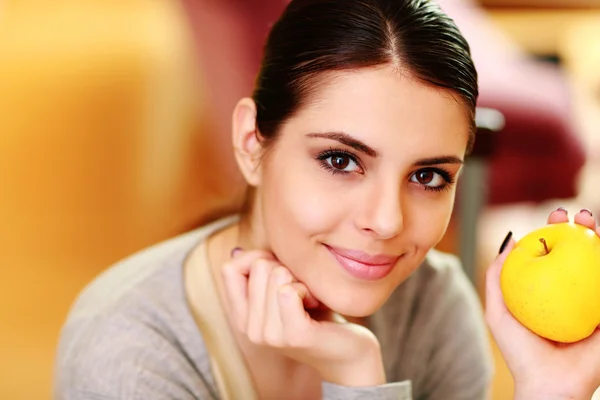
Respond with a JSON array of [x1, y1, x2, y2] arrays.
[[381, 250, 493, 399], [54, 310, 215, 399], [418, 248, 466, 284], [405, 248, 484, 330], [54, 216, 237, 398], [58, 225, 202, 342], [62, 215, 237, 323], [377, 248, 484, 343], [418, 248, 476, 301], [390, 249, 475, 313]]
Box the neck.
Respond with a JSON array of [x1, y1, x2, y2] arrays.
[[236, 189, 269, 251]]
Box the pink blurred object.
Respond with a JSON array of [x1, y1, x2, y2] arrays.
[[437, 0, 586, 204], [177, 0, 289, 215]]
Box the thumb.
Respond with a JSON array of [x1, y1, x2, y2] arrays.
[[577, 327, 600, 379], [290, 282, 320, 309]]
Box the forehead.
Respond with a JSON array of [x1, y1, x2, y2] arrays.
[[286, 67, 470, 157]]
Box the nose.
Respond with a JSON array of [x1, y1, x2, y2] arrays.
[[354, 180, 403, 240]]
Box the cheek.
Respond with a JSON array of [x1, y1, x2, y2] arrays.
[[420, 196, 454, 248], [262, 162, 346, 249], [408, 191, 455, 250]]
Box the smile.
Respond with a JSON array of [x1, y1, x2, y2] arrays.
[[324, 244, 401, 281]]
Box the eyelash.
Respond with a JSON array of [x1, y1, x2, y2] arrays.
[[315, 148, 455, 192], [316, 148, 363, 175], [416, 167, 454, 193]]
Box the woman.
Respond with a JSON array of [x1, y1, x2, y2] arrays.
[[54, 0, 600, 399]]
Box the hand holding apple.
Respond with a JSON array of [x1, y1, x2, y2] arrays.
[[486, 208, 600, 400], [501, 221, 600, 343]]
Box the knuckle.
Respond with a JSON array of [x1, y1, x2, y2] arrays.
[[285, 332, 309, 348], [254, 249, 276, 260], [246, 328, 264, 345], [234, 319, 247, 333], [252, 258, 272, 273], [221, 261, 236, 278], [271, 266, 291, 282], [263, 330, 283, 347]]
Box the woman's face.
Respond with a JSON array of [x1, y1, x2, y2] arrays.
[[251, 67, 470, 317]]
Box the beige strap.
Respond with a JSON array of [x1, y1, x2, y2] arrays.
[[186, 241, 257, 400]]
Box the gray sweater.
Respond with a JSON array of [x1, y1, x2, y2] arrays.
[[54, 217, 493, 399]]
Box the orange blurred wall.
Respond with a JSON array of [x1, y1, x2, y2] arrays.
[[0, 1, 247, 398]]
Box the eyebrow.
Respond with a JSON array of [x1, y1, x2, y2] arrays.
[[306, 132, 463, 165], [306, 132, 378, 157], [413, 156, 464, 166]]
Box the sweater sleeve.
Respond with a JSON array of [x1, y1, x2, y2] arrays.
[[322, 381, 412, 400]]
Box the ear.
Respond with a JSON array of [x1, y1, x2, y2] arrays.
[[232, 98, 263, 187]]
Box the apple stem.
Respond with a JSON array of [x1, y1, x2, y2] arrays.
[[539, 238, 549, 255]]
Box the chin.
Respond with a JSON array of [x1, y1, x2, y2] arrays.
[[318, 289, 389, 318]]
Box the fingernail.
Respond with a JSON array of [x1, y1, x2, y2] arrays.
[[230, 247, 243, 258], [498, 231, 513, 255], [581, 208, 593, 217], [556, 207, 568, 215]]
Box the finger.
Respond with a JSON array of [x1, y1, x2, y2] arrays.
[[485, 236, 516, 327], [574, 209, 596, 232], [547, 207, 569, 224], [290, 282, 320, 309], [246, 258, 277, 343], [278, 283, 315, 348], [228, 249, 277, 273], [263, 267, 293, 346], [221, 250, 275, 332]]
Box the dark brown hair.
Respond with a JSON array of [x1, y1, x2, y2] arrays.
[[252, 0, 477, 150]]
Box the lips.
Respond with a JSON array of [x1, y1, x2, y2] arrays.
[[324, 244, 400, 281]]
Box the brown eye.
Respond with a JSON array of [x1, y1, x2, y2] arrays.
[[331, 155, 350, 170], [410, 169, 448, 190], [317, 150, 362, 174], [415, 170, 434, 184]]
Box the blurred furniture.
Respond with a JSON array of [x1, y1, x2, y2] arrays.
[[485, 9, 600, 159], [459, 108, 505, 283], [432, 0, 587, 286], [177, 0, 285, 216], [560, 17, 600, 156], [438, 0, 586, 207]]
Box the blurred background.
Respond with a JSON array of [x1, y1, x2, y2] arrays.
[[1, 0, 599, 399]]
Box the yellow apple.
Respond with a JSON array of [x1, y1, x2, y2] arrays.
[[501, 222, 600, 343]]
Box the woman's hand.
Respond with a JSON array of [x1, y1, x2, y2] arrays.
[[486, 208, 600, 400], [220, 248, 386, 387]]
